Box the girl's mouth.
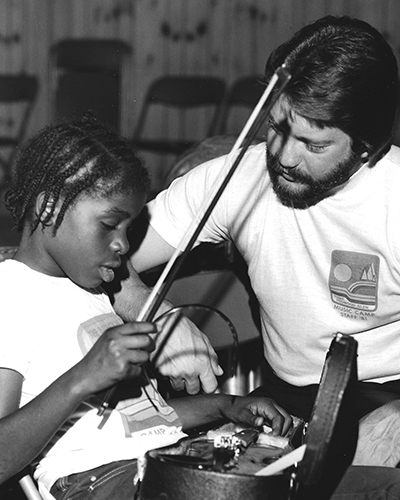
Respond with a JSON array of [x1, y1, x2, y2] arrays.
[[100, 266, 115, 283]]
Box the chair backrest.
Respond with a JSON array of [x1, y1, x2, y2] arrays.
[[0, 75, 38, 102], [51, 39, 130, 72], [0, 74, 39, 183], [163, 134, 262, 189], [49, 39, 131, 132], [218, 76, 266, 136], [133, 75, 226, 157]]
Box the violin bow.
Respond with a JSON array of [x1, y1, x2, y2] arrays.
[[98, 64, 291, 416]]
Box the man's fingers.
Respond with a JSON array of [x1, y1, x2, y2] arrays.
[[170, 377, 185, 392], [212, 361, 224, 377], [199, 368, 219, 394], [169, 360, 222, 395], [169, 376, 202, 394], [183, 377, 201, 395]]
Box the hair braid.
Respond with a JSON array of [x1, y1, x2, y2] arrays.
[[5, 114, 151, 234]]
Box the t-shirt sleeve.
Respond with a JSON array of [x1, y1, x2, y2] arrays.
[[0, 285, 33, 377], [146, 153, 234, 249]]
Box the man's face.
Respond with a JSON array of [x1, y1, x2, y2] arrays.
[[266, 96, 366, 208]]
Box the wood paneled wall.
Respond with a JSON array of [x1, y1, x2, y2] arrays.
[[1, 0, 400, 188]]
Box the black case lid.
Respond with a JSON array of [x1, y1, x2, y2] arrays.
[[296, 333, 358, 494]]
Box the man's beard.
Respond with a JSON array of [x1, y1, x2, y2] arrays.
[[266, 147, 363, 209]]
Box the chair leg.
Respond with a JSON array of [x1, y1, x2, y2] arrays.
[[19, 475, 43, 500]]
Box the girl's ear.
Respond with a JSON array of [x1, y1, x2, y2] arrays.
[[35, 192, 58, 226]]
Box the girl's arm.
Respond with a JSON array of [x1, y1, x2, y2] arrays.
[[0, 366, 88, 484], [168, 394, 293, 436], [0, 321, 155, 485]]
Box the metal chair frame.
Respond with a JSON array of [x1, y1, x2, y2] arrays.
[[48, 39, 131, 134], [0, 74, 39, 184], [132, 75, 226, 157], [217, 76, 266, 136], [19, 475, 43, 500]]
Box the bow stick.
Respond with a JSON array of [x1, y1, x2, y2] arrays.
[[98, 64, 291, 416]]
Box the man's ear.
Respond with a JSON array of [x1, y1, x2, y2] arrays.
[[35, 192, 58, 226]]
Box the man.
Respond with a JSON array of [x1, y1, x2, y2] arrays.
[[126, 13, 400, 421], [111, 14, 400, 497]]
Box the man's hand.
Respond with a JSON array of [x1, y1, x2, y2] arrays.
[[152, 311, 223, 394], [106, 257, 223, 394]]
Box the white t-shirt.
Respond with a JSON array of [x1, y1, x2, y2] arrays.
[[0, 260, 185, 498], [147, 142, 400, 386]]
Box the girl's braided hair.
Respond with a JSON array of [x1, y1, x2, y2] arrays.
[[5, 114, 151, 234]]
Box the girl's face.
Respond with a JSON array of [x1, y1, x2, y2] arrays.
[[43, 191, 146, 288]]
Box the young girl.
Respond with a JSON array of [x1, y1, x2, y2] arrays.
[[0, 115, 291, 500]]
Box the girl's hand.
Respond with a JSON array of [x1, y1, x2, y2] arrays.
[[72, 321, 156, 397], [222, 396, 293, 436]]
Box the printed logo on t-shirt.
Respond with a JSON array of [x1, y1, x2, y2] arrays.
[[77, 313, 124, 355], [329, 250, 379, 312]]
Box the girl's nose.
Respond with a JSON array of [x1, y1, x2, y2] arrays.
[[111, 233, 130, 255]]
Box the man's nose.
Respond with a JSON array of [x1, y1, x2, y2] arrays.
[[279, 138, 301, 168]]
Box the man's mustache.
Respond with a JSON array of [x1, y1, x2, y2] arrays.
[[268, 154, 312, 184]]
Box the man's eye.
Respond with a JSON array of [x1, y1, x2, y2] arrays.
[[268, 120, 278, 132], [101, 222, 117, 230], [307, 143, 327, 153], [268, 120, 284, 135]]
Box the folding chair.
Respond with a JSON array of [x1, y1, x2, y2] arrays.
[[163, 134, 262, 189], [49, 39, 131, 133], [0, 74, 39, 185], [19, 475, 43, 500], [218, 75, 267, 137], [132, 75, 226, 157]]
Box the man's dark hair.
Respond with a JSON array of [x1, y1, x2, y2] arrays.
[[265, 16, 399, 162], [5, 114, 151, 234]]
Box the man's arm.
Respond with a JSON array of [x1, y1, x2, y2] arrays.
[[106, 224, 223, 394], [130, 223, 177, 273]]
